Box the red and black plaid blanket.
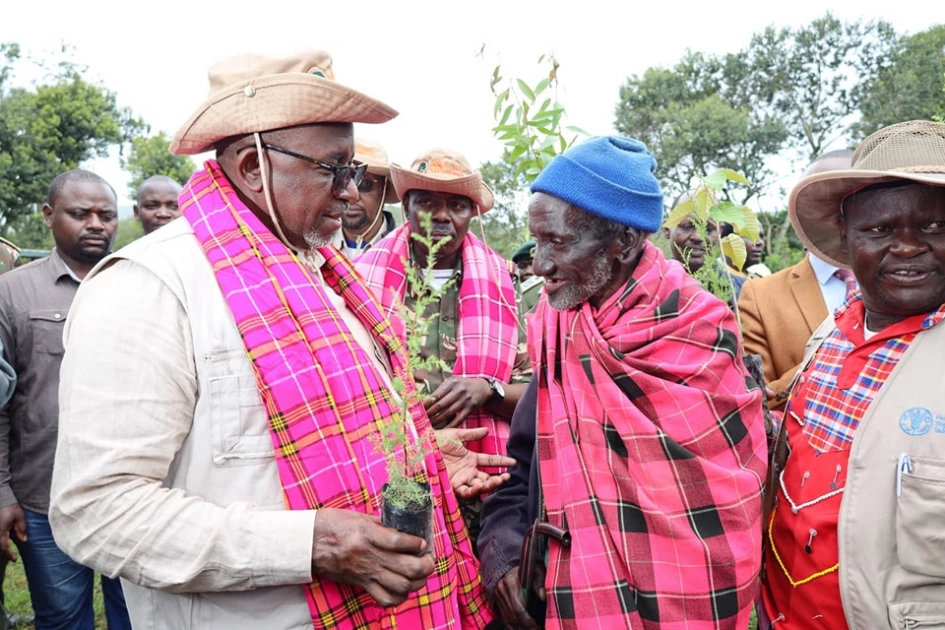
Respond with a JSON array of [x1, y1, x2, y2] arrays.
[[529, 242, 767, 629]]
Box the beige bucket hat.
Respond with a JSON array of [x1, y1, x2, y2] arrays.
[[355, 138, 399, 204], [790, 120, 945, 268], [390, 149, 494, 214], [788, 120, 945, 269], [171, 50, 397, 155]]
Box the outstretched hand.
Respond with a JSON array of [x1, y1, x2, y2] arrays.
[[436, 427, 515, 499]]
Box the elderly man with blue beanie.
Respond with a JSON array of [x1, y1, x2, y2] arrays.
[[478, 136, 767, 630]]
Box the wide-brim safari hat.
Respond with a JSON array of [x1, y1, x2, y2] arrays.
[[790, 120, 945, 268], [171, 50, 397, 155], [355, 137, 399, 204], [390, 149, 494, 214]]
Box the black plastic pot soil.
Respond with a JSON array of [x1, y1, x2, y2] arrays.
[[382, 482, 434, 554]]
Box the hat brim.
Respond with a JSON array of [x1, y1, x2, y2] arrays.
[[789, 169, 945, 268], [171, 74, 397, 155], [389, 165, 494, 214]]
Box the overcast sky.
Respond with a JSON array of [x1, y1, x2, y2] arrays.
[[1, 0, 935, 211]]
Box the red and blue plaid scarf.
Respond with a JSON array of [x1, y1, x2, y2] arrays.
[[530, 242, 767, 629], [181, 161, 490, 629]]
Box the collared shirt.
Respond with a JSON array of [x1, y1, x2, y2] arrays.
[[405, 260, 531, 404], [332, 210, 398, 260], [786, 297, 945, 454], [807, 253, 848, 315], [0, 249, 81, 512]]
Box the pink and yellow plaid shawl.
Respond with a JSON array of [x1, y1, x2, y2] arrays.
[[530, 242, 767, 630], [355, 225, 519, 457], [181, 161, 490, 630]]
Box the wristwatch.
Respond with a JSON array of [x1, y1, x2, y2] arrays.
[[484, 377, 506, 402]]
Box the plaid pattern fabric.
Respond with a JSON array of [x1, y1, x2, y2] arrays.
[[180, 162, 490, 630], [788, 297, 945, 453], [355, 225, 519, 457], [529, 242, 767, 630]]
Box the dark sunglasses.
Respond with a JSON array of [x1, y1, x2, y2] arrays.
[[357, 175, 385, 194], [261, 144, 366, 196]]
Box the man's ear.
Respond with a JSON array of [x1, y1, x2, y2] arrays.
[[133, 204, 140, 221], [235, 146, 264, 193], [42, 203, 54, 228], [616, 227, 645, 264]]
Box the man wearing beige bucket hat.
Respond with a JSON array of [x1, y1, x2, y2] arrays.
[[761, 120, 945, 629], [356, 149, 530, 542], [48, 50, 502, 630], [331, 138, 400, 259]]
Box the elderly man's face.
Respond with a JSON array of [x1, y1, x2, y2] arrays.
[[405, 190, 473, 266], [841, 183, 945, 327], [253, 123, 357, 249], [529, 192, 629, 310]]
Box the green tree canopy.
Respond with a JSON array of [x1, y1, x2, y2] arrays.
[[0, 42, 144, 238], [742, 14, 896, 161], [122, 131, 196, 198], [854, 24, 945, 138], [615, 52, 788, 204], [614, 14, 904, 205]]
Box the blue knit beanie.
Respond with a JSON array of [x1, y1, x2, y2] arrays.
[[530, 136, 664, 232]]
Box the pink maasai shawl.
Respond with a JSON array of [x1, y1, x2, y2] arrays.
[[180, 161, 490, 630], [355, 225, 519, 457], [530, 242, 767, 630]]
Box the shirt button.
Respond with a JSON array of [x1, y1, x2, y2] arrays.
[[441, 315, 448, 322], [54, 313, 62, 319]]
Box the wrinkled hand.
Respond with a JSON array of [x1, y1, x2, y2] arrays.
[[311, 508, 435, 608], [494, 566, 544, 630], [424, 377, 492, 428], [0, 503, 26, 562], [437, 427, 515, 499]]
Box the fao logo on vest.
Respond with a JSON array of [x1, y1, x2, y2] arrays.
[[898, 407, 943, 436]]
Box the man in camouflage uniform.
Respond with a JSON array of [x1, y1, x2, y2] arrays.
[[356, 149, 530, 545], [512, 239, 543, 314]]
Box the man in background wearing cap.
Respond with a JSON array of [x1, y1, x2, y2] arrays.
[[738, 150, 855, 411], [479, 136, 766, 629], [332, 138, 400, 259], [49, 51, 499, 630], [357, 148, 530, 543], [512, 239, 543, 314], [761, 121, 945, 629]]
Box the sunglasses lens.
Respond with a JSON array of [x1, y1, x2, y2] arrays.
[[357, 178, 375, 193]]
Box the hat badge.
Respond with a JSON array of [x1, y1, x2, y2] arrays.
[[417, 161, 428, 173]]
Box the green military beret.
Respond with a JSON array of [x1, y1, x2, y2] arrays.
[[511, 239, 537, 264]]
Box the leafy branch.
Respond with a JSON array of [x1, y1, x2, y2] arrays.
[[489, 54, 587, 182], [664, 169, 759, 307], [373, 213, 455, 509]]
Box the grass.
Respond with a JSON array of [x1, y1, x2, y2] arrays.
[[4, 559, 106, 629]]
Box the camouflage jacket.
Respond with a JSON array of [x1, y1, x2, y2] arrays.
[[519, 275, 544, 314], [406, 260, 531, 401]]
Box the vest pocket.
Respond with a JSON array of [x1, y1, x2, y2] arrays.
[[208, 372, 274, 466], [887, 601, 945, 628], [896, 455, 945, 578]]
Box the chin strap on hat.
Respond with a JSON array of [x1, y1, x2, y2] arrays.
[[254, 131, 306, 254]]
